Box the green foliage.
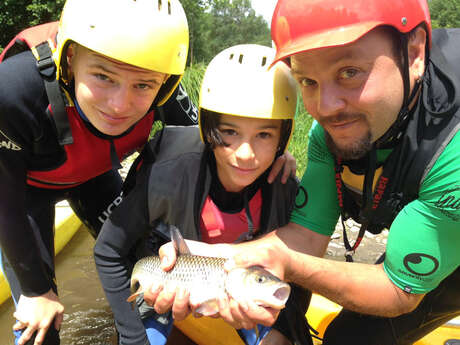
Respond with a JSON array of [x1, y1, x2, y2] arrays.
[[0, 0, 65, 49], [429, 0, 460, 28], [288, 97, 313, 178], [181, 63, 207, 107], [1, 0, 270, 66], [149, 120, 165, 140], [181, 0, 270, 64], [180, 0, 211, 66]]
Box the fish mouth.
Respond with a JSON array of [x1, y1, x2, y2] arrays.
[[274, 286, 291, 303], [255, 285, 291, 309]]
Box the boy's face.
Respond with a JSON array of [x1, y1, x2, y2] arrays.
[[213, 114, 281, 193], [67, 44, 168, 136]]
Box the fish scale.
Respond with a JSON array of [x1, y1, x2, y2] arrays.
[[132, 255, 228, 292], [128, 227, 291, 315]]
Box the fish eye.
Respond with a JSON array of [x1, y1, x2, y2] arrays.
[[256, 275, 267, 284]]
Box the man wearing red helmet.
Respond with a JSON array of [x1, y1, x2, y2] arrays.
[[147, 0, 460, 344]]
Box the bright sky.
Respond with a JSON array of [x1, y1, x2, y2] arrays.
[[250, 0, 278, 26]]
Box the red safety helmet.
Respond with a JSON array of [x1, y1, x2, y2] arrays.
[[271, 0, 431, 65]]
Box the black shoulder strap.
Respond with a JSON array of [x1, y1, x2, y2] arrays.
[[34, 42, 73, 145]]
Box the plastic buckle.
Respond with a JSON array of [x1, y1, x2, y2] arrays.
[[36, 55, 55, 71]]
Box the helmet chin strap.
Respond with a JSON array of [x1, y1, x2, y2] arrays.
[[355, 34, 420, 246], [375, 33, 422, 149]]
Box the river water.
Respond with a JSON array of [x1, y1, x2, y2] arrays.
[[0, 210, 387, 345], [0, 225, 195, 345]]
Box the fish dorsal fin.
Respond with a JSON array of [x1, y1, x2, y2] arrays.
[[170, 224, 191, 255]]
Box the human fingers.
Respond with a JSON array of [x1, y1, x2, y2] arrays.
[[217, 296, 255, 330], [267, 154, 286, 184], [54, 312, 64, 332], [12, 319, 26, 331], [225, 244, 286, 281], [244, 300, 279, 327], [172, 287, 191, 321], [143, 283, 163, 306], [159, 242, 177, 271], [154, 283, 176, 315], [280, 151, 296, 183], [16, 323, 37, 345], [33, 326, 50, 345], [229, 298, 257, 330], [217, 295, 242, 329]]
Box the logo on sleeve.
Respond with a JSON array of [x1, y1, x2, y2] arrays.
[[295, 186, 308, 208], [0, 140, 21, 151], [403, 253, 439, 276], [435, 186, 460, 221]]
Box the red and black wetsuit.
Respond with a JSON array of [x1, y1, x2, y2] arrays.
[[0, 49, 197, 344]]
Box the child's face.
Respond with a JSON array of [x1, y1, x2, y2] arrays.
[[67, 44, 167, 136], [213, 114, 282, 193]]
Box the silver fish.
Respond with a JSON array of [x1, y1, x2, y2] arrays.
[[128, 226, 291, 315]]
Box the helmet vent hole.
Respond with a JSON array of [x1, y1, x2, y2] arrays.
[[158, 0, 162, 11], [238, 54, 244, 64], [261, 56, 267, 67], [229, 53, 234, 60], [89, 25, 95, 29], [168, 1, 171, 14]]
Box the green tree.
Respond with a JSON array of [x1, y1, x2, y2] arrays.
[[181, 0, 212, 66], [203, 0, 271, 63], [0, 0, 65, 51], [1, 0, 270, 66], [429, 0, 460, 28]]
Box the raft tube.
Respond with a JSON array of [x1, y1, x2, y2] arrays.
[[0, 203, 81, 306]]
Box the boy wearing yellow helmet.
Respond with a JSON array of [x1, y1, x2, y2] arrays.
[[0, 0, 196, 344], [94, 44, 311, 345]]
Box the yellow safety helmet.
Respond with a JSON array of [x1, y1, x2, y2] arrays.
[[55, 0, 189, 105], [199, 44, 297, 150]]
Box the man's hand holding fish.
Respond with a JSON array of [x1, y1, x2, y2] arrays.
[[140, 230, 290, 331]]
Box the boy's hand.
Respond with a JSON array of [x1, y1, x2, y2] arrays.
[[13, 289, 64, 345]]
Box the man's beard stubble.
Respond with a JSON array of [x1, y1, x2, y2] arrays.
[[321, 112, 373, 160]]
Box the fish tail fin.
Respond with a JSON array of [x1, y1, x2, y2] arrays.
[[126, 288, 143, 311], [126, 286, 142, 303]]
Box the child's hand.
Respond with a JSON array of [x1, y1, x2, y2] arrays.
[[142, 242, 179, 315], [13, 290, 64, 345], [268, 150, 297, 184], [158, 241, 177, 271]]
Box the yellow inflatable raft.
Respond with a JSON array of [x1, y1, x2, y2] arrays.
[[175, 293, 460, 345], [0, 203, 81, 306]]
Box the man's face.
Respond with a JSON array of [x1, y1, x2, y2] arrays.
[[291, 28, 404, 160], [68, 45, 168, 136]]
